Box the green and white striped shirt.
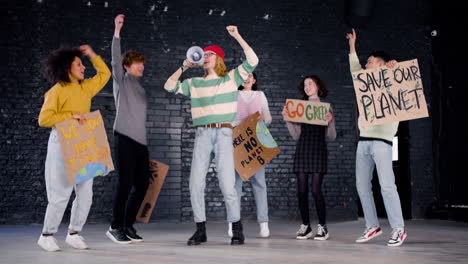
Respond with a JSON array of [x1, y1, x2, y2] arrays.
[[164, 48, 258, 126]]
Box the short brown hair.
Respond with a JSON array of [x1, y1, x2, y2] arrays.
[[122, 50, 146, 70], [298, 75, 328, 99]]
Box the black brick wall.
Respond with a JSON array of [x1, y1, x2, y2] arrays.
[[0, 0, 433, 224]]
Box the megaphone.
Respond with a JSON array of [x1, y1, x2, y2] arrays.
[[186, 46, 205, 65]]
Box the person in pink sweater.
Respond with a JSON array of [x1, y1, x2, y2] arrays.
[[229, 72, 272, 238]]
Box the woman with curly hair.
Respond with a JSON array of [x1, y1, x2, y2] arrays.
[[37, 45, 111, 252], [282, 75, 336, 241]]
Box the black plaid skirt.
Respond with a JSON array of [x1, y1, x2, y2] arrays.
[[293, 123, 327, 173]]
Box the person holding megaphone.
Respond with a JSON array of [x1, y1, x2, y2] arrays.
[[164, 25, 259, 246]]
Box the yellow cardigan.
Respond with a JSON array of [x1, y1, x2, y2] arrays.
[[38, 56, 111, 127]]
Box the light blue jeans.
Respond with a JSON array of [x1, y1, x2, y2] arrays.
[[356, 140, 404, 229], [42, 130, 94, 234], [190, 127, 240, 223], [235, 167, 269, 223]]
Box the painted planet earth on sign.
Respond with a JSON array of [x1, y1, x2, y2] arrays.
[[256, 121, 278, 148], [76, 163, 108, 184]]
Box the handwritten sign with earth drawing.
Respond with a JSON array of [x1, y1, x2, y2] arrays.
[[233, 112, 280, 181], [55, 110, 114, 186], [352, 59, 429, 127]]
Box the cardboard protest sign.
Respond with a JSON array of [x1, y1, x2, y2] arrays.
[[283, 99, 330, 126], [55, 110, 114, 186], [233, 112, 280, 181], [352, 59, 428, 127], [136, 159, 169, 223]]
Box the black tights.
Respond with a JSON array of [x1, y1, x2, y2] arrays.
[[296, 172, 326, 226]]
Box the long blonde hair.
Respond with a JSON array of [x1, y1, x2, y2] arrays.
[[204, 56, 228, 77]]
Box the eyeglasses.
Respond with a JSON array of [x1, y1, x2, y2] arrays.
[[204, 52, 216, 58]]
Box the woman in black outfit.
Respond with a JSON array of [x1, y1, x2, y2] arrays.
[[283, 75, 336, 240]]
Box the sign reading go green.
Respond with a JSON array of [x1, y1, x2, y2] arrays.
[[283, 99, 330, 126]]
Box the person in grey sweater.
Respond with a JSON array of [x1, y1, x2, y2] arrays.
[[106, 14, 150, 245]]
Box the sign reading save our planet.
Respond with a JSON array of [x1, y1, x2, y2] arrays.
[[55, 110, 114, 186], [351, 59, 429, 127]]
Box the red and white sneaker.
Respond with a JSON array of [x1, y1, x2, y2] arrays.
[[355, 226, 382, 243], [387, 228, 407, 247]]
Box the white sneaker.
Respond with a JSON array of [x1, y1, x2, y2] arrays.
[[65, 233, 89, 249], [387, 228, 407, 247], [37, 235, 60, 252], [259, 222, 270, 238], [228, 222, 233, 238]]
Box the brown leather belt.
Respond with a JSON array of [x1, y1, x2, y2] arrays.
[[199, 123, 233, 128]]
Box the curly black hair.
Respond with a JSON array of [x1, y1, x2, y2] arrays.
[[298, 75, 328, 100], [43, 47, 82, 84]]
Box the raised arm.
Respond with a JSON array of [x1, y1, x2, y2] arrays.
[[80, 45, 111, 97], [226, 26, 259, 86], [112, 14, 125, 87], [346, 28, 357, 54], [226, 26, 258, 66], [346, 29, 363, 73]]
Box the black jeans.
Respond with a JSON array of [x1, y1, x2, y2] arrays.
[[111, 132, 150, 229]]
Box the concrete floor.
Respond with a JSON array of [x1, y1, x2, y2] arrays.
[[1, 219, 467, 264]]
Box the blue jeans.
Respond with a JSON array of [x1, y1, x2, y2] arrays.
[[235, 167, 269, 223], [356, 140, 404, 229], [190, 127, 240, 223]]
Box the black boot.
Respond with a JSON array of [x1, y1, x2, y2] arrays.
[[231, 220, 245, 245], [187, 222, 207, 246]]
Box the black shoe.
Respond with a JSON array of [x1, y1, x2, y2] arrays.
[[231, 221, 245, 245], [296, 224, 313, 240], [313, 224, 329, 241], [125, 226, 143, 242], [106, 227, 132, 244], [187, 222, 207, 246]]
